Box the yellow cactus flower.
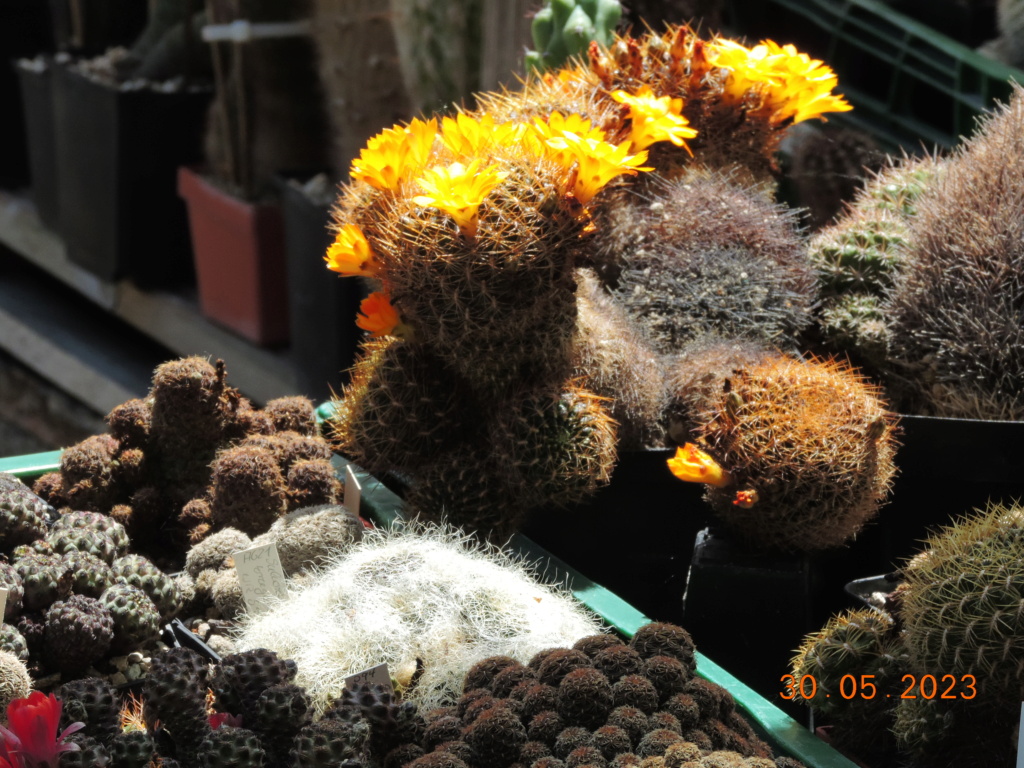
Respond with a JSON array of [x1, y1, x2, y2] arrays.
[[544, 132, 652, 204], [356, 291, 402, 337], [667, 443, 732, 488], [441, 112, 520, 157], [707, 38, 852, 124], [324, 224, 378, 277], [350, 117, 438, 191], [412, 159, 509, 238], [611, 86, 698, 152]]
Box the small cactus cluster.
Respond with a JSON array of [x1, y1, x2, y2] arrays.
[[791, 501, 1024, 767], [664, 340, 898, 551], [525, 0, 624, 73], [96, 623, 806, 768], [235, 524, 604, 714], [31, 357, 341, 561], [183, 503, 364, 620], [326, 23, 854, 539], [55, 677, 159, 768], [415, 621, 806, 768], [0, 476, 176, 678]]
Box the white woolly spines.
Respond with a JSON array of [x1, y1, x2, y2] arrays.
[[233, 524, 602, 713]]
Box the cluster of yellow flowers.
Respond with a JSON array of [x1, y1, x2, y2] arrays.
[[327, 97, 686, 335], [325, 33, 851, 337], [705, 38, 852, 125]]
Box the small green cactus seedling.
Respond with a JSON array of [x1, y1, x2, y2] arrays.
[[526, 0, 623, 73], [790, 610, 907, 758]]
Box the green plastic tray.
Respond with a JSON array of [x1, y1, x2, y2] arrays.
[[0, 448, 856, 768], [725, 0, 1024, 151]]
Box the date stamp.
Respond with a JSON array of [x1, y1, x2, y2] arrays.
[[780, 673, 977, 701]]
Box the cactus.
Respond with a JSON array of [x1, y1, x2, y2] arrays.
[[785, 124, 884, 229], [595, 167, 813, 354], [807, 153, 939, 368], [900, 502, 1024, 699], [389, 0, 484, 115], [885, 85, 1024, 418], [235, 525, 603, 714], [327, 23, 854, 539], [789, 610, 907, 758], [329, 338, 470, 477], [43, 594, 114, 674], [0, 651, 31, 715], [525, 0, 623, 73], [572, 270, 665, 450], [666, 344, 898, 551]]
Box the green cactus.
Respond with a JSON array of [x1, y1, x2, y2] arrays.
[[790, 610, 907, 758], [900, 502, 1024, 699], [525, 0, 623, 73], [807, 153, 939, 370]]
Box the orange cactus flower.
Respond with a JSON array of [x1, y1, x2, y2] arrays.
[[544, 132, 652, 204], [324, 224, 378, 277], [356, 291, 403, 337], [707, 37, 852, 124], [667, 443, 732, 487], [350, 117, 438, 191], [611, 86, 698, 152], [412, 159, 509, 238]]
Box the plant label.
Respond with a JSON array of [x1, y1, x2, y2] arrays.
[[1018, 702, 1024, 768], [345, 662, 393, 694], [344, 464, 362, 517], [232, 541, 289, 615], [0, 588, 8, 622]]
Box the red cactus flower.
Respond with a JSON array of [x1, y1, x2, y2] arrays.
[[0, 691, 83, 768], [208, 712, 243, 730]]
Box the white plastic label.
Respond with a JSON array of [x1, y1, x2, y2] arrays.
[[345, 662, 392, 694], [232, 542, 288, 615], [344, 465, 362, 517], [1017, 702, 1024, 768]]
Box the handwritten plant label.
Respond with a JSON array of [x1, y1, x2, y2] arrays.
[[345, 662, 393, 694], [232, 542, 288, 615], [344, 464, 362, 517]]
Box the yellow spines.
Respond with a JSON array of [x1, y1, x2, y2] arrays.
[[670, 344, 898, 551]]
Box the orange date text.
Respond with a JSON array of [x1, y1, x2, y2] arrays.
[[779, 673, 977, 701]]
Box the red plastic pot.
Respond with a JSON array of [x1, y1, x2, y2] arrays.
[[178, 166, 290, 346]]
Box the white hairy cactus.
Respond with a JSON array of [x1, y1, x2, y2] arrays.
[[233, 523, 603, 712]]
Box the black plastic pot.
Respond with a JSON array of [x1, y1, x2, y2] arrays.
[[53, 62, 210, 288], [15, 59, 60, 229], [1, 1, 55, 188], [278, 174, 367, 401], [855, 413, 1024, 571], [682, 527, 821, 720], [520, 448, 713, 626]]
